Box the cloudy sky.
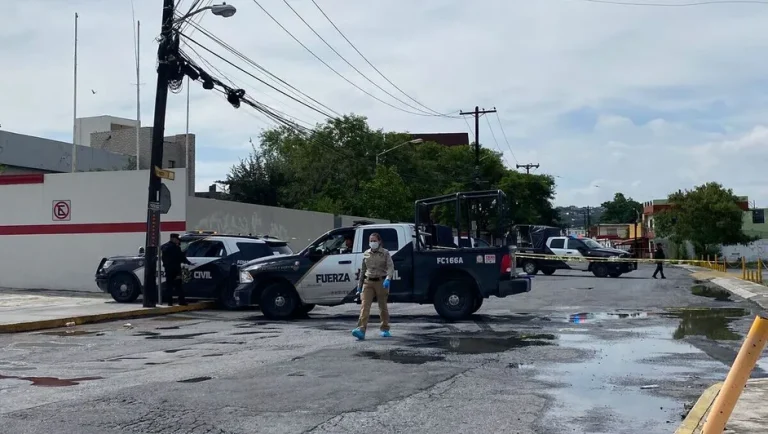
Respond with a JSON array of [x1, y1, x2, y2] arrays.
[[2, 0, 767, 207]]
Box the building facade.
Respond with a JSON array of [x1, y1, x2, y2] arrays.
[[0, 130, 131, 174]]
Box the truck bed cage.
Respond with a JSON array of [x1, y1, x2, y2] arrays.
[[414, 190, 507, 250]]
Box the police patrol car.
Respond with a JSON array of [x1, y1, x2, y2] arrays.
[[233, 191, 534, 321], [95, 232, 292, 307]]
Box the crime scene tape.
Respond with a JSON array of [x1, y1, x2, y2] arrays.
[[514, 252, 708, 265]]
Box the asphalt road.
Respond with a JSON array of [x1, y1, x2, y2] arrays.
[[1, 265, 765, 434]]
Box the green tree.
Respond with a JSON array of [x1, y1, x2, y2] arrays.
[[355, 166, 411, 222], [217, 146, 287, 207], [223, 114, 560, 228], [654, 182, 753, 256], [600, 192, 643, 223], [0, 164, 5, 174]]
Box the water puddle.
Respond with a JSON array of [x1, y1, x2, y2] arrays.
[[565, 311, 650, 324], [152, 316, 197, 322], [691, 285, 732, 301], [133, 331, 161, 337], [540, 326, 723, 432], [145, 362, 170, 365], [178, 376, 212, 383], [356, 349, 445, 364], [664, 308, 749, 341], [164, 349, 187, 353], [0, 374, 102, 387], [145, 332, 215, 340], [202, 353, 223, 357], [415, 332, 555, 354], [38, 330, 101, 337], [156, 326, 181, 330], [230, 331, 275, 336]]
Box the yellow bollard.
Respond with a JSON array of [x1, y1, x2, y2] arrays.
[[758, 259, 763, 284], [741, 256, 746, 280], [701, 313, 768, 434]]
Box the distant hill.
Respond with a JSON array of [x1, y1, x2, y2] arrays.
[[556, 206, 605, 229]]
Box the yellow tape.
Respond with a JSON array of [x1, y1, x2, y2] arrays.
[[514, 252, 707, 265]]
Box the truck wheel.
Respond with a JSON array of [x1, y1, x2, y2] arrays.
[[592, 263, 609, 278], [608, 272, 622, 278], [109, 273, 141, 303], [471, 297, 483, 314], [522, 261, 539, 275], [433, 280, 476, 321], [216, 284, 240, 310], [542, 268, 556, 276], [260, 282, 299, 320]]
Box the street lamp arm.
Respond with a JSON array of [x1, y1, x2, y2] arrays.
[[375, 138, 424, 165], [174, 3, 236, 23]]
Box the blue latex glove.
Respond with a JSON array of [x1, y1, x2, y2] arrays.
[[383, 278, 391, 290], [355, 286, 361, 294]]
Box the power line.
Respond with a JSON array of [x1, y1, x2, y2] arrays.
[[308, 0, 460, 119], [180, 44, 317, 128], [251, 0, 449, 117], [183, 20, 342, 118], [180, 33, 337, 119], [459, 106, 497, 188], [484, 115, 513, 168], [571, 0, 768, 6], [280, 0, 446, 117], [494, 112, 519, 165]]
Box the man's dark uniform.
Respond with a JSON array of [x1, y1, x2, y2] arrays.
[[161, 234, 192, 305], [652, 245, 666, 279]]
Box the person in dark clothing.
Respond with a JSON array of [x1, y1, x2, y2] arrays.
[[652, 244, 666, 279], [161, 233, 192, 305]]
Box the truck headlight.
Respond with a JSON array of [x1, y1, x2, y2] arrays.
[[239, 270, 253, 283], [102, 260, 114, 269]]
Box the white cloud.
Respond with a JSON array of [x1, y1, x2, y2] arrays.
[[1, 0, 768, 207]]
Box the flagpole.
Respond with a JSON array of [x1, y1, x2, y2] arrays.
[[135, 20, 141, 170], [72, 12, 78, 172]]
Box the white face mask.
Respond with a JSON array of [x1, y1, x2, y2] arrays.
[[369, 241, 380, 250]]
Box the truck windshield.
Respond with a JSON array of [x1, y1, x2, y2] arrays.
[[268, 242, 293, 256]]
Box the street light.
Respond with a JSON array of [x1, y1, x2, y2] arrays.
[[142, 0, 236, 308], [175, 3, 237, 22], [376, 138, 424, 166]]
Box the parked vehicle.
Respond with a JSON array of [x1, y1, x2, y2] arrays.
[[513, 224, 637, 277], [95, 233, 292, 307], [234, 190, 533, 321]]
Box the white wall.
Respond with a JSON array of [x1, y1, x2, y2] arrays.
[[186, 197, 335, 250], [0, 169, 186, 291], [722, 239, 768, 262]]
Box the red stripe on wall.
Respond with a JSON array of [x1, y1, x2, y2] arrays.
[[0, 174, 45, 185], [0, 221, 186, 236]]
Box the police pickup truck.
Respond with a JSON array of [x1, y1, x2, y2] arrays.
[[234, 191, 532, 321], [95, 233, 292, 307], [513, 224, 637, 277]]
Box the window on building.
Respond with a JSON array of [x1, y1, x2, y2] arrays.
[[168, 160, 176, 168], [753, 209, 765, 224]]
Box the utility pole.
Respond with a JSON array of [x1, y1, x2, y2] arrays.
[[516, 163, 539, 174], [142, 0, 175, 308], [460, 106, 497, 189], [583, 206, 591, 236]]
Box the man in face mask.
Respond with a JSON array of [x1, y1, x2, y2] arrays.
[[352, 233, 395, 340]]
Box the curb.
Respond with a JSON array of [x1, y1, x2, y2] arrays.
[[0, 301, 216, 334], [675, 382, 722, 434]]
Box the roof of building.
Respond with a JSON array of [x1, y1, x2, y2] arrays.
[[410, 133, 469, 147]]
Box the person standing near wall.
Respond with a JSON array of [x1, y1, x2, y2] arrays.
[[352, 233, 394, 340]]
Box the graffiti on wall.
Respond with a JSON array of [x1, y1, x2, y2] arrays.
[[192, 211, 291, 242]]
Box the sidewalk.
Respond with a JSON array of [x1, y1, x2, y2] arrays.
[[677, 379, 768, 433], [0, 289, 214, 333], [677, 265, 768, 311]]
